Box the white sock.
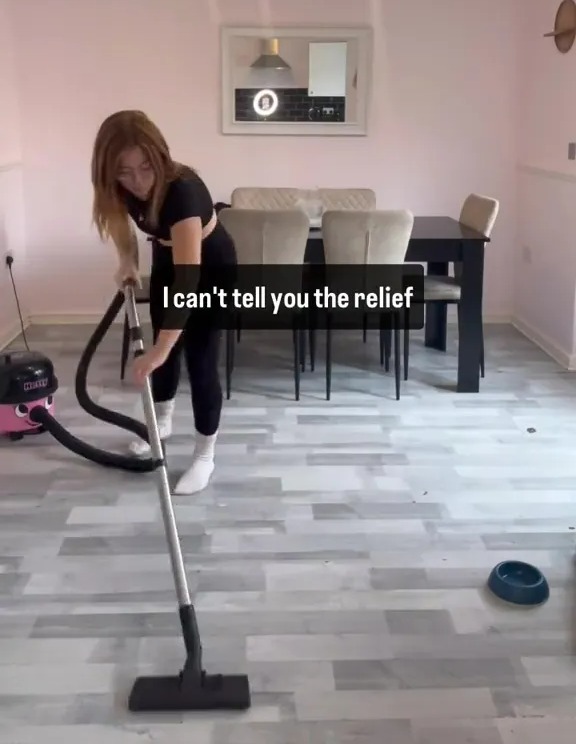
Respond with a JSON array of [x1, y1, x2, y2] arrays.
[[129, 399, 175, 457], [173, 430, 217, 495]]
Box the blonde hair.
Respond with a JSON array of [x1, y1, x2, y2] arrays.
[[91, 110, 193, 240]]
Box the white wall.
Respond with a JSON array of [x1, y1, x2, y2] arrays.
[[513, 0, 576, 367]]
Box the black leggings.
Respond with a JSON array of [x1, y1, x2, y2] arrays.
[[149, 301, 222, 436], [148, 225, 236, 436]]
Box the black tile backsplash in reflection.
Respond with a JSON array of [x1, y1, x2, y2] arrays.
[[234, 88, 346, 123]]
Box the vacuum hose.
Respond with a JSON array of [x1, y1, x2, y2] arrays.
[[29, 290, 162, 472]]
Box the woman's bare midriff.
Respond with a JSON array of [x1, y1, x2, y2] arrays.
[[156, 210, 217, 247]]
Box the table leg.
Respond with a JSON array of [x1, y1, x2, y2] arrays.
[[457, 242, 484, 392], [424, 262, 448, 351]]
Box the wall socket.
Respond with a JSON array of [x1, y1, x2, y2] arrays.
[[569, 142, 576, 160]]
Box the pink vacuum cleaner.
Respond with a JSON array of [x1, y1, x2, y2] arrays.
[[0, 350, 58, 440]]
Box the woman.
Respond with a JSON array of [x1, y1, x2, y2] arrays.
[[91, 110, 236, 494]]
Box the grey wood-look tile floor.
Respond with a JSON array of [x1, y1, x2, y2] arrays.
[[1, 320, 576, 743]]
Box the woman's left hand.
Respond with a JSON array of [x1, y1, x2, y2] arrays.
[[132, 345, 170, 386]]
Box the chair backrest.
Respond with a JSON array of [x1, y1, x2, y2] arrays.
[[459, 193, 499, 238], [316, 188, 376, 211], [230, 188, 302, 211], [230, 187, 376, 212], [454, 194, 499, 282], [321, 209, 414, 265], [218, 208, 310, 264]]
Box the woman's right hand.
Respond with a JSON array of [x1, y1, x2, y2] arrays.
[[114, 263, 141, 289]]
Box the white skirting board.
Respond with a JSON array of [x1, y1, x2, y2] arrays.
[[27, 313, 138, 326], [0, 310, 148, 350], [25, 310, 506, 327], [512, 315, 576, 371], [0, 318, 30, 351], [8, 312, 571, 370]]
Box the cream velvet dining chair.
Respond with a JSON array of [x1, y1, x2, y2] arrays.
[[319, 209, 415, 400], [403, 193, 499, 381], [218, 207, 310, 400]]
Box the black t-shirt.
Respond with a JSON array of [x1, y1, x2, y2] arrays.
[[124, 171, 214, 241]]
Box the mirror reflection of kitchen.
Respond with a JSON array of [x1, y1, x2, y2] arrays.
[[231, 35, 359, 123]]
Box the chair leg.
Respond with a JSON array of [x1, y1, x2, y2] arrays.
[[362, 312, 368, 342], [403, 308, 410, 381], [394, 315, 401, 400], [379, 320, 391, 372], [403, 327, 409, 381], [120, 312, 130, 380], [300, 320, 306, 372], [292, 317, 303, 400], [294, 329, 302, 400], [225, 327, 234, 400], [309, 324, 316, 372], [325, 318, 332, 401]]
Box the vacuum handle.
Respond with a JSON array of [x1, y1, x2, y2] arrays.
[[122, 279, 138, 325]]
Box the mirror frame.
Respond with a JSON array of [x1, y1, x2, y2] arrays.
[[220, 25, 373, 136]]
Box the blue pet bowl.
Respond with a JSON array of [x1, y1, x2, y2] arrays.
[[487, 560, 550, 606]]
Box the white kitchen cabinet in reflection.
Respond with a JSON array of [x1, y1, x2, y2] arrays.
[[308, 41, 347, 97]]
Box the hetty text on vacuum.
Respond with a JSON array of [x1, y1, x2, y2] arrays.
[[23, 378, 48, 392]]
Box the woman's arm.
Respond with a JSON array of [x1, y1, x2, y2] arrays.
[[154, 215, 203, 355], [108, 215, 139, 270]]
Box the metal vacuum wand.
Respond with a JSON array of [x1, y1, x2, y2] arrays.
[[122, 280, 190, 607], [121, 280, 251, 712]]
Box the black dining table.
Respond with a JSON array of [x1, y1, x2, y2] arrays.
[[305, 216, 490, 393]]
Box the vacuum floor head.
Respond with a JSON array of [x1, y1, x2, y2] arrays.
[[128, 672, 251, 712]]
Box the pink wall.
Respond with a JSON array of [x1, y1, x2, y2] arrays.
[[8, 0, 517, 321], [516, 0, 576, 167], [0, 0, 20, 165], [514, 0, 576, 366], [0, 0, 26, 345]]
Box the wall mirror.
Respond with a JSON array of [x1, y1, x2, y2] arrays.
[[220, 26, 373, 136]]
